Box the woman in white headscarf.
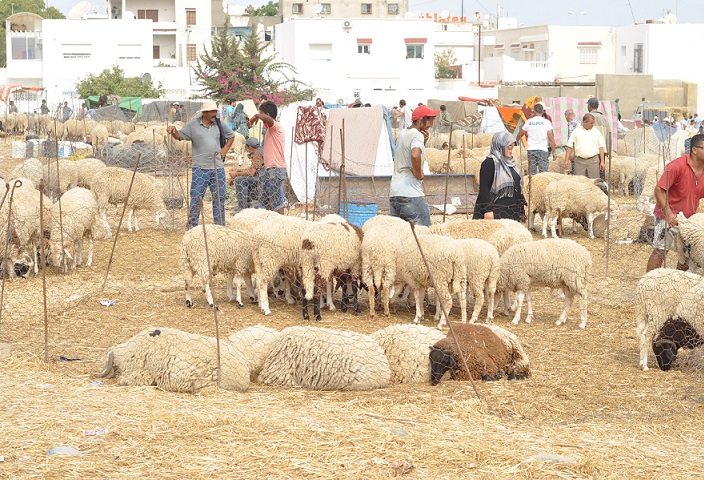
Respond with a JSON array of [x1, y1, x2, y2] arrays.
[[473, 131, 526, 221]]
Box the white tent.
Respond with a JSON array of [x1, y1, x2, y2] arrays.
[[479, 105, 507, 134]]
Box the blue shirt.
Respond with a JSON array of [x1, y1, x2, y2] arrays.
[[179, 115, 235, 169]]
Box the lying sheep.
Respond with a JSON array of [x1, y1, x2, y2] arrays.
[[258, 326, 391, 391], [497, 238, 592, 328], [91, 167, 166, 238], [429, 323, 530, 384], [181, 224, 255, 307], [95, 327, 250, 393], [635, 268, 703, 371], [651, 278, 704, 371], [50, 187, 99, 271], [371, 324, 445, 384], [227, 325, 280, 381]]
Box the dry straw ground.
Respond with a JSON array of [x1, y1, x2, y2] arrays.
[[0, 140, 703, 479]]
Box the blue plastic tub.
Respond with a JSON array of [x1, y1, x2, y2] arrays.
[[339, 201, 378, 228]]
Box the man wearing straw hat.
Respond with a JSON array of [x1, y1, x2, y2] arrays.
[[167, 100, 236, 228], [389, 104, 439, 227]]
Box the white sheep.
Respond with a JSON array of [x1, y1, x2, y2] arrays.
[[10, 158, 43, 186], [43, 159, 78, 199], [370, 324, 446, 384], [361, 225, 401, 319], [635, 268, 703, 371], [429, 218, 532, 256], [94, 326, 250, 393], [7, 184, 52, 275], [50, 187, 99, 271], [91, 167, 166, 238], [227, 208, 280, 232], [456, 238, 500, 324], [300, 218, 363, 320], [258, 326, 391, 391], [74, 157, 107, 189], [429, 323, 531, 384], [181, 224, 256, 308], [649, 277, 704, 371], [497, 238, 592, 328], [89, 124, 110, 156], [674, 212, 704, 270], [227, 325, 280, 381], [543, 179, 612, 239]]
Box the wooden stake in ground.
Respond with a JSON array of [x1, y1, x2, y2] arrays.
[[198, 199, 222, 388]]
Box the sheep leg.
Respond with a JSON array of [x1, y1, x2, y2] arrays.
[[302, 289, 310, 320], [541, 212, 548, 237], [76, 238, 84, 267], [511, 291, 525, 325], [127, 209, 133, 232], [352, 280, 360, 315], [313, 284, 321, 321], [524, 290, 534, 324], [368, 283, 376, 319], [326, 279, 335, 310], [382, 284, 391, 317], [229, 273, 244, 307], [100, 211, 113, 239], [412, 287, 426, 324], [469, 285, 483, 324], [638, 323, 651, 371], [32, 241, 39, 275], [578, 290, 588, 329], [284, 276, 295, 305], [258, 276, 271, 315], [243, 274, 257, 303], [133, 210, 140, 232], [587, 213, 596, 239], [86, 235, 93, 267], [555, 287, 574, 326], [205, 280, 215, 307], [185, 272, 194, 308], [550, 211, 559, 238], [486, 283, 495, 324]]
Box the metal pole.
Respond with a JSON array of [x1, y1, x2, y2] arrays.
[[442, 125, 453, 222]]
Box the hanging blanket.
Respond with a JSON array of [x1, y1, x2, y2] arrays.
[[295, 106, 327, 158]]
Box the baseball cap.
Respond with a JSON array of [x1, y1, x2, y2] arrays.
[[412, 105, 440, 121], [587, 97, 600, 108], [245, 137, 260, 148]]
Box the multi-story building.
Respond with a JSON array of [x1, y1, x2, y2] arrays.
[[279, 0, 408, 22]]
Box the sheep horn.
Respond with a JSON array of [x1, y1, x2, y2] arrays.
[[94, 350, 115, 379]]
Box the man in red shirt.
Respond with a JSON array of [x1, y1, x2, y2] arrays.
[[248, 101, 286, 214], [647, 134, 704, 271]]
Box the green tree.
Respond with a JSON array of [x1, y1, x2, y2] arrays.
[[75, 65, 165, 98], [192, 21, 313, 106], [0, 0, 64, 66], [435, 48, 458, 79], [245, 1, 279, 16]]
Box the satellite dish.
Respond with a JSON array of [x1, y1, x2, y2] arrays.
[[440, 10, 450, 19], [68, 1, 92, 20], [664, 13, 677, 24], [337, 98, 345, 105], [141, 73, 152, 83], [313, 4, 323, 14], [124, 10, 135, 20]]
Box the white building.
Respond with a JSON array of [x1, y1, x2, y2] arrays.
[[479, 25, 617, 84], [279, 0, 408, 22], [274, 18, 435, 106]]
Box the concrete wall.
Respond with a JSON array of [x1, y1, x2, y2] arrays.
[[653, 80, 698, 114], [596, 74, 653, 119], [498, 85, 595, 105]]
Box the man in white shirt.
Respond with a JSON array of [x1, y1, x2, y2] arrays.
[[563, 114, 605, 179], [394, 99, 413, 129], [516, 103, 556, 174]]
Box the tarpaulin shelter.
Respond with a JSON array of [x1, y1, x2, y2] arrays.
[[427, 99, 478, 126], [543, 97, 619, 151], [138, 100, 202, 122], [85, 96, 142, 118], [90, 104, 128, 122], [0, 85, 44, 103]]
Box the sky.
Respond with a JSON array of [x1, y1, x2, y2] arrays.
[[48, 0, 704, 26]]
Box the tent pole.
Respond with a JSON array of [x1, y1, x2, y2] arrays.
[[442, 124, 453, 223]]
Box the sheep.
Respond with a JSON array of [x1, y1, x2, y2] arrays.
[[94, 326, 250, 393], [456, 238, 500, 324], [10, 158, 43, 186], [635, 268, 702, 371], [591, 209, 648, 243], [227, 325, 280, 381], [674, 212, 704, 271], [371, 324, 446, 384], [43, 159, 78, 199], [181, 224, 256, 308], [91, 167, 166, 238], [651, 278, 704, 371], [362, 225, 400, 319], [228, 208, 280, 232], [543, 179, 612, 239], [90, 124, 109, 156], [396, 233, 467, 329], [300, 219, 363, 321], [429, 323, 531, 384], [7, 184, 52, 275], [49, 187, 99, 271], [252, 215, 311, 315], [73, 157, 107, 189], [257, 326, 391, 391], [497, 238, 591, 328], [429, 219, 532, 256]]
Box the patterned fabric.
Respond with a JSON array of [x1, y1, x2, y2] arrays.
[[543, 97, 619, 153], [488, 131, 521, 203], [294, 105, 327, 157]]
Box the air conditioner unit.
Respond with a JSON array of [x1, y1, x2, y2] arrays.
[[343, 20, 352, 30]]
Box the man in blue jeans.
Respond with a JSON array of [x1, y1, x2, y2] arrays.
[[228, 137, 263, 211], [389, 105, 439, 226], [167, 100, 235, 228]]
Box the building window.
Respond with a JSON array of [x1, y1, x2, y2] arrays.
[[621, 45, 627, 56], [361, 3, 372, 14], [137, 9, 158, 22], [321, 3, 331, 14], [388, 3, 399, 14], [118, 44, 141, 59], [62, 43, 91, 59], [187, 44, 197, 62], [186, 8, 196, 26], [358, 44, 370, 54], [634, 43, 644, 73], [309, 43, 332, 61], [406, 44, 423, 59], [292, 3, 302, 14], [153, 45, 160, 59], [11, 37, 42, 60], [579, 48, 598, 64]]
